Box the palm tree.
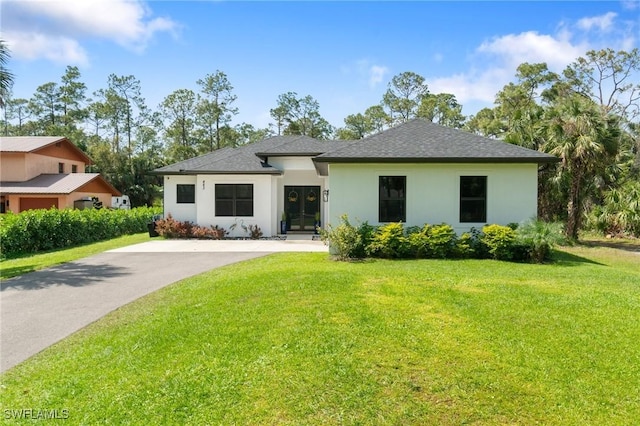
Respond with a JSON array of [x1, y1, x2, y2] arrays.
[[0, 39, 15, 108], [545, 94, 619, 239]]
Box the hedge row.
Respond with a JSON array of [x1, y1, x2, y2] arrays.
[[320, 215, 565, 263], [0, 207, 162, 258]]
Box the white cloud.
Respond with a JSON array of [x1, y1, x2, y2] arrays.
[[2, 0, 179, 63], [621, 0, 639, 10], [4, 31, 88, 66], [368, 65, 389, 89], [577, 12, 617, 32], [477, 31, 586, 71], [341, 59, 390, 89]]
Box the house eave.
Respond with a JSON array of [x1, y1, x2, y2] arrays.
[[150, 169, 283, 176], [313, 156, 560, 164]]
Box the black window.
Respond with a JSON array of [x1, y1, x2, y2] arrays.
[[215, 184, 253, 217], [177, 184, 195, 204], [58, 163, 64, 173], [460, 176, 487, 223], [71, 165, 78, 173], [379, 176, 406, 222]]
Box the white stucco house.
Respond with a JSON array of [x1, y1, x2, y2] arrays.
[[152, 118, 559, 236]]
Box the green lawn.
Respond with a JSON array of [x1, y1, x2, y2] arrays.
[[0, 233, 152, 280], [1, 244, 639, 425]]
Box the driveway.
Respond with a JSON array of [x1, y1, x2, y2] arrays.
[[1, 239, 327, 372]]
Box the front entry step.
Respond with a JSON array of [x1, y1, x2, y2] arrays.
[[284, 233, 320, 241]]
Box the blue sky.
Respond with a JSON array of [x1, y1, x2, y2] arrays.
[[2, 1, 639, 130]]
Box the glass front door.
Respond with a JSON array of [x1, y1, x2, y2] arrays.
[[285, 186, 320, 231]]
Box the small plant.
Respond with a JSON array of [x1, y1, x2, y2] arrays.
[[516, 219, 565, 263], [319, 214, 362, 260], [247, 224, 263, 239]]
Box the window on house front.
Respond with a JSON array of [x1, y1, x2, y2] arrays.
[[71, 165, 78, 173], [176, 184, 195, 204], [215, 184, 253, 217], [58, 163, 64, 173], [460, 176, 487, 223], [379, 176, 406, 222]]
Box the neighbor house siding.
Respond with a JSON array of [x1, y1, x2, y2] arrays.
[[327, 163, 538, 233]]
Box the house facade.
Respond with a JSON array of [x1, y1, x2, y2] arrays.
[[154, 119, 559, 236], [0, 136, 121, 213]]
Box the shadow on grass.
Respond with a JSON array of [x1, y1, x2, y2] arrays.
[[552, 249, 605, 266], [579, 239, 640, 253], [1, 261, 129, 291]]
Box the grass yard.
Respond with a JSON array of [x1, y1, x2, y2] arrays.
[[0, 233, 152, 280], [1, 244, 639, 424]]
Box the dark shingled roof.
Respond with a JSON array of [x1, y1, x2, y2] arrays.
[[314, 118, 559, 164], [153, 135, 348, 175], [153, 119, 558, 176]]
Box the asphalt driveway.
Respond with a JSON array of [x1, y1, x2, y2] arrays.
[[1, 239, 327, 372]]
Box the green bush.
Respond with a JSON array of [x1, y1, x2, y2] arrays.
[[406, 224, 457, 259], [516, 219, 565, 263], [319, 214, 363, 260], [0, 207, 161, 258], [366, 222, 407, 258], [480, 224, 517, 261]]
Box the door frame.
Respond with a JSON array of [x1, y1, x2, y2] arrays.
[[284, 185, 320, 231]]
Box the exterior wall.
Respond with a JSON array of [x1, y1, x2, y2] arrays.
[[327, 163, 539, 234], [25, 153, 85, 181], [0, 153, 26, 181], [162, 175, 198, 223], [0, 152, 86, 182], [163, 174, 276, 236]]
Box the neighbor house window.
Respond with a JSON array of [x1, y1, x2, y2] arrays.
[[176, 184, 195, 204], [71, 165, 78, 173], [58, 163, 64, 173], [460, 176, 487, 223], [215, 184, 253, 217], [379, 176, 406, 222]]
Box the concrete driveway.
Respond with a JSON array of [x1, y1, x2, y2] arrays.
[[1, 239, 327, 372]]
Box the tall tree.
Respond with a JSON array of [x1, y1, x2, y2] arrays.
[[196, 71, 238, 151], [418, 93, 466, 128], [382, 71, 429, 124], [545, 93, 620, 239], [28, 82, 60, 131], [0, 39, 14, 109], [270, 92, 333, 139], [59, 66, 87, 127], [160, 89, 198, 161]]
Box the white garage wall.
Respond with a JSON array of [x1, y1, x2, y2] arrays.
[[327, 163, 539, 233]]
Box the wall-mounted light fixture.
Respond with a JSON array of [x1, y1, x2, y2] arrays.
[[202, 180, 205, 190], [322, 189, 329, 202]]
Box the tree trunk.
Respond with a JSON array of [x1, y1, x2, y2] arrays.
[[566, 165, 583, 240]]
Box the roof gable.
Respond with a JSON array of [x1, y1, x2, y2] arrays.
[[0, 136, 93, 164]]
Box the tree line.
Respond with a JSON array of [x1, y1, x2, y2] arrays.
[[1, 41, 638, 238]]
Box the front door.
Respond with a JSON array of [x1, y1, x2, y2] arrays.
[[285, 186, 320, 231]]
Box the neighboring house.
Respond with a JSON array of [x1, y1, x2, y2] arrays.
[[0, 136, 121, 213], [153, 118, 559, 236]]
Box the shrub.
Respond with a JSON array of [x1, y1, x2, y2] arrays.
[[366, 222, 407, 258], [319, 214, 363, 260], [454, 228, 484, 258], [480, 224, 517, 260], [155, 215, 228, 240], [0, 207, 160, 258], [516, 219, 565, 263]]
